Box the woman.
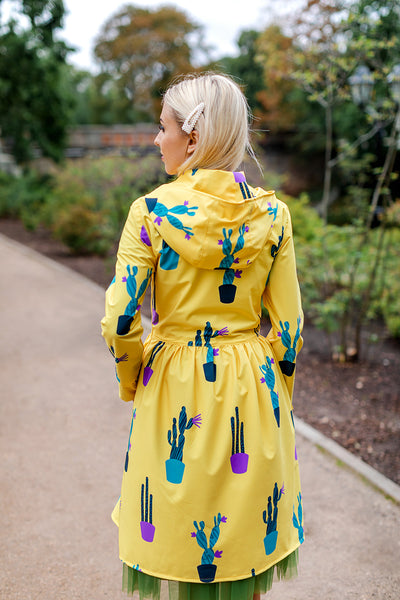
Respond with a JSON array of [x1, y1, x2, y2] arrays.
[[101, 72, 304, 600]]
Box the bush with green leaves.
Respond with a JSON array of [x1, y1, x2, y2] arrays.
[[41, 154, 167, 255], [0, 169, 53, 229]]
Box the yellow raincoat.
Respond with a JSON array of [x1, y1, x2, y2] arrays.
[[101, 168, 304, 585]]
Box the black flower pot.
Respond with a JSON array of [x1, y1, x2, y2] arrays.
[[117, 314, 133, 336], [203, 362, 216, 382], [197, 564, 217, 583], [219, 284, 237, 304], [279, 360, 295, 376]]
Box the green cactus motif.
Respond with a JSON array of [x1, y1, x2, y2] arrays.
[[117, 266, 152, 335], [292, 492, 304, 544]]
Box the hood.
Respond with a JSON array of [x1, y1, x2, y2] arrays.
[[144, 169, 278, 271]]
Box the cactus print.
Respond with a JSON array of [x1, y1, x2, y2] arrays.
[[143, 341, 165, 387], [263, 482, 285, 555], [234, 171, 253, 199], [145, 197, 198, 240], [259, 356, 280, 427], [278, 316, 302, 376], [230, 406, 249, 474], [165, 406, 202, 484], [217, 224, 248, 303], [140, 477, 155, 542], [271, 226, 284, 258], [124, 407, 136, 472], [191, 514, 227, 582], [117, 266, 152, 336], [108, 345, 128, 383], [292, 493, 304, 544]]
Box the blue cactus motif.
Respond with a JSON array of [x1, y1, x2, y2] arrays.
[[259, 356, 280, 427], [217, 223, 248, 303], [292, 492, 304, 544], [267, 200, 278, 222], [117, 266, 152, 335], [188, 322, 228, 381], [145, 197, 198, 240], [263, 482, 285, 555], [192, 514, 226, 582], [165, 407, 201, 483], [278, 316, 302, 376]]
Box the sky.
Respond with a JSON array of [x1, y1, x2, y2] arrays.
[[1, 0, 302, 71]]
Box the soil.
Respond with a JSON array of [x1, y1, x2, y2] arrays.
[[1, 218, 399, 486]]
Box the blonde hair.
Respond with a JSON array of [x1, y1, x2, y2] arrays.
[[163, 72, 259, 176]]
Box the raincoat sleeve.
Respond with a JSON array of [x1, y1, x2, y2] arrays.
[[262, 203, 303, 400], [101, 199, 156, 402]]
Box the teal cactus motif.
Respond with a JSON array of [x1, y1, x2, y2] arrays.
[[230, 406, 249, 473], [278, 316, 302, 376], [263, 482, 285, 555], [167, 406, 201, 461], [217, 223, 248, 303], [166, 406, 201, 484], [259, 356, 280, 427], [201, 321, 228, 382], [271, 226, 284, 258], [117, 266, 152, 335], [292, 492, 304, 544], [145, 197, 198, 240], [267, 200, 278, 222], [192, 514, 227, 582], [124, 407, 136, 472], [140, 477, 155, 542]]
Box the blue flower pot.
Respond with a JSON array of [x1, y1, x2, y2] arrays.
[[165, 459, 185, 484], [117, 314, 133, 335], [264, 531, 278, 555], [203, 362, 216, 382]]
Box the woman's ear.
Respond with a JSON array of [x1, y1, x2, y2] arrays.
[[187, 130, 198, 156]]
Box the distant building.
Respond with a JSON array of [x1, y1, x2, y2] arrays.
[[65, 124, 158, 158]]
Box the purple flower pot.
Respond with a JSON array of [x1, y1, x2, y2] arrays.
[[165, 459, 185, 484], [140, 521, 155, 543], [117, 314, 133, 335], [230, 453, 249, 474], [203, 362, 216, 382], [143, 366, 153, 387], [264, 531, 278, 555], [219, 284, 237, 304], [279, 360, 295, 376], [197, 564, 217, 583]]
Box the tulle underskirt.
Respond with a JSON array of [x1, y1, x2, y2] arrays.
[[122, 548, 299, 600]]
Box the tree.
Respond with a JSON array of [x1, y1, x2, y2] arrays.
[[218, 30, 265, 115], [0, 0, 74, 164], [93, 5, 206, 122]]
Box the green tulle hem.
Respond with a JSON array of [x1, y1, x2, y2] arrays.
[[122, 548, 299, 600]]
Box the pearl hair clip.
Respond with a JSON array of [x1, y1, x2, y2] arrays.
[[181, 102, 205, 134]]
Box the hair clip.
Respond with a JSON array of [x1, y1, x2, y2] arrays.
[[181, 102, 205, 134]]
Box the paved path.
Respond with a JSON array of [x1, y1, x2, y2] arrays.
[[1, 233, 399, 600]]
